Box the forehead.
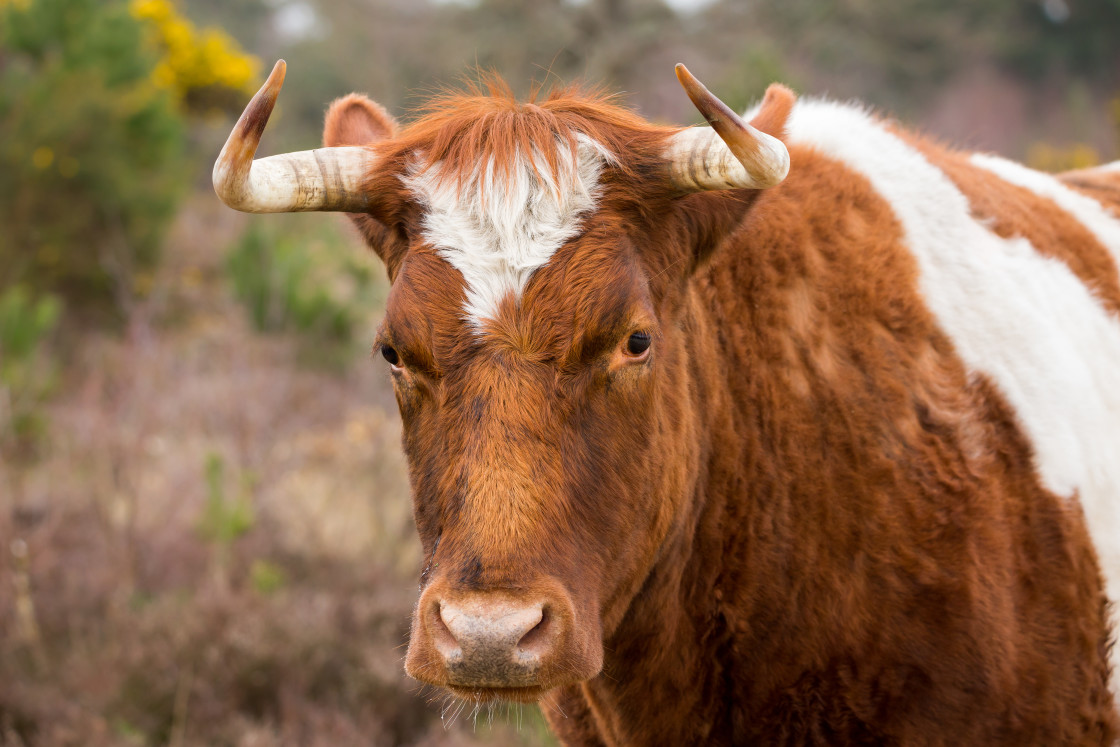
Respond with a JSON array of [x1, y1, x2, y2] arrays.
[[386, 216, 651, 357], [401, 134, 615, 328]]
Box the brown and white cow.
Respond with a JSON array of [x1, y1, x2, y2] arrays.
[[215, 60, 1120, 744]]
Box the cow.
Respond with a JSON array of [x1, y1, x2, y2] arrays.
[[214, 59, 1120, 745]]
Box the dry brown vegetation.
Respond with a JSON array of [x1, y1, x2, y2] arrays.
[[0, 197, 556, 746]]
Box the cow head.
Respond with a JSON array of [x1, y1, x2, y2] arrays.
[[214, 61, 794, 703]]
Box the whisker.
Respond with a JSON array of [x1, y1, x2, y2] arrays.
[[543, 691, 568, 720]]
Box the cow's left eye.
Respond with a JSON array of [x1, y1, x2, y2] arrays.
[[625, 331, 652, 357], [381, 344, 401, 367]]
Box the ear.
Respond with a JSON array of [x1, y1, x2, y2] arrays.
[[323, 93, 398, 146], [749, 83, 795, 142], [323, 94, 407, 276], [677, 83, 795, 272]]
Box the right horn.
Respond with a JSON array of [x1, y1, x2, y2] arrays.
[[666, 64, 793, 193], [213, 60, 379, 213]]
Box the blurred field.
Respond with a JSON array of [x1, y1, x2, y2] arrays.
[[1, 0, 1118, 744], [0, 196, 558, 745]]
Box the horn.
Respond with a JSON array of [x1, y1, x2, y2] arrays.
[[666, 64, 791, 193], [213, 60, 378, 213]]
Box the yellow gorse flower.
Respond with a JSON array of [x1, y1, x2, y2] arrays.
[[1026, 142, 1100, 173], [130, 0, 259, 99]]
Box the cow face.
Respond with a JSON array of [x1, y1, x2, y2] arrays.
[[214, 60, 792, 703], [337, 81, 790, 703], [378, 210, 701, 701]]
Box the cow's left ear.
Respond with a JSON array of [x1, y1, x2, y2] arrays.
[[747, 83, 795, 144], [322, 94, 408, 276]]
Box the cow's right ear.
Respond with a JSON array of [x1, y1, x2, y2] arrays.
[[323, 95, 407, 276], [323, 94, 398, 147]]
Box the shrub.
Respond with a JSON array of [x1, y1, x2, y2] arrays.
[[226, 219, 384, 349], [0, 0, 260, 315], [1026, 141, 1100, 172], [129, 0, 260, 111], [198, 452, 256, 586], [0, 0, 187, 312], [0, 286, 62, 456]]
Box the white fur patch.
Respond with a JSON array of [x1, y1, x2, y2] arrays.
[[784, 100, 1120, 687], [970, 153, 1120, 271], [1098, 161, 1120, 173], [403, 135, 613, 326]]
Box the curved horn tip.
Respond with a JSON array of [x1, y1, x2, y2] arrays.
[[667, 63, 792, 193], [672, 63, 738, 133], [213, 56, 380, 214], [673, 63, 707, 102], [264, 59, 287, 95]]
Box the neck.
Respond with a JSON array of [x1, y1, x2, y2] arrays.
[[561, 282, 747, 745]]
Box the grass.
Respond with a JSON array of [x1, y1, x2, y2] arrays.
[[0, 197, 558, 747]]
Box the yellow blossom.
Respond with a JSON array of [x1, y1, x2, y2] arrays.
[[1026, 142, 1099, 173], [129, 0, 260, 102], [32, 147, 54, 170]]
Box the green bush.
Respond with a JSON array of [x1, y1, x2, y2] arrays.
[[198, 451, 255, 585], [0, 0, 188, 311], [226, 219, 383, 347], [198, 452, 255, 547], [0, 285, 62, 455]]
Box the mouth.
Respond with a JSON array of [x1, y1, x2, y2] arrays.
[[443, 684, 549, 704]]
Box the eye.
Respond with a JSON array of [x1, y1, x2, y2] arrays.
[[380, 344, 401, 367], [625, 331, 652, 357]]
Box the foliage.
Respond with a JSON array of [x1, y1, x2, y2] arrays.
[[198, 451, 256, 591], [199, 452, 255, 547], [0, 286, 62, 455], [0, 0, 188, 310], [1113, 97, 1120, 155], [130, 0, 260, 111], [249, 559, 287, 595], [714, 43, 795, 117], [1026, 142, 1100, 172], [226, 218, 384, 349], [0, 0, 260, 314], [999, 0, 1120, 82]]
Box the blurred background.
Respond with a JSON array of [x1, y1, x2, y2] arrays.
[[0, 0, 1118, 744]]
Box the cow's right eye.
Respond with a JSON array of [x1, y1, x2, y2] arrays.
[[381, 344, 401, 367], [625, 331, 652, 357]]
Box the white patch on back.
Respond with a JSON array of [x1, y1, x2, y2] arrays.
[[971, 153, 1120, 271], [1098, 161, 1120, 173], [784, 100, 1120, 688], [403, 135, 613, 326]]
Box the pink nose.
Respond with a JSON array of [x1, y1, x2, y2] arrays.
[[429, 596, 554, 688]]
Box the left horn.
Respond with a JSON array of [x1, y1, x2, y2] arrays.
[[666, 64, 792, 193], [213, 60, 378, 213]]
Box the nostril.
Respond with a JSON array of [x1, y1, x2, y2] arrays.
[[432, 602, 461, 657], [516, 606, 552, 656]]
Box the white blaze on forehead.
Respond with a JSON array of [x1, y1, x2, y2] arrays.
[[403, 135, 614, 326], [785, 99, 1120, 689]]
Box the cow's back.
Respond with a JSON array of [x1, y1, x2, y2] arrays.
[[785, 99, 1120, 622], [693, 98, 1120, 740]]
